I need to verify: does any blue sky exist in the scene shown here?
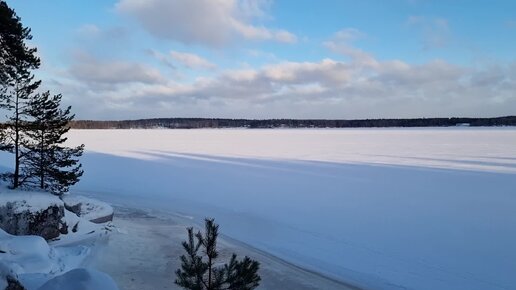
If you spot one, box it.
[7,0,516,119]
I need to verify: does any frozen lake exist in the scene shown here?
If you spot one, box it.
[63,128,516,290]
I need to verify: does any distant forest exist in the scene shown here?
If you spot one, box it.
[69,116,516,129]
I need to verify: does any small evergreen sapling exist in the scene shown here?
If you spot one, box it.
[175,218,261,290]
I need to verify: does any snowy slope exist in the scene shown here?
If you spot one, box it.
[11,128,516,289]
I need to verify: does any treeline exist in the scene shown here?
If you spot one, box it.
[69,116,516,129]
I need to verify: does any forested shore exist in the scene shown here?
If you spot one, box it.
[70,116,516,129]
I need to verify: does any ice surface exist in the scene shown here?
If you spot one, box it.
[10,128,516,289]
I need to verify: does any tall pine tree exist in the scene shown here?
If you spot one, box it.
[22,92,84,195]
[0,0,41,188]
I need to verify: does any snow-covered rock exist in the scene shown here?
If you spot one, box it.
[61,196,113,224]
[0,261,24,290]
[0,189,118,289]
[37,268,119,290]
[0,192,66,240]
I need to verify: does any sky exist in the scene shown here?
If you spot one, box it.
[7,0,516,120]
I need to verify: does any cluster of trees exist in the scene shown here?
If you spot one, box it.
[0,1,83,195]
[70,116,516,129]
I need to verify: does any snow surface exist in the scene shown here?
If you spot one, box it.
[38,268,119,290]
[9,128,516,289]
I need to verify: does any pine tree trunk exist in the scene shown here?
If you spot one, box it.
[13,84,20,188]
[40,133,44,189]
[208,256,212,290]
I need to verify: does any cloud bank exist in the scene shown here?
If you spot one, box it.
[115,0,297,46]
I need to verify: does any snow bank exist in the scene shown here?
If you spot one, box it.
[61,195,113,224]
[38,268,119,290]
[0,228,57,274]
[0,228,91,290]
[0,190,63,214]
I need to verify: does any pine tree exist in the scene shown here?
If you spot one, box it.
[176,219,261,290]
[0,0,41,188]
[21,92,84,195]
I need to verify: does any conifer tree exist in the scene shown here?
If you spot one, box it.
[176,219,261,290]
[0,0,41,188]
[21,91,84,195]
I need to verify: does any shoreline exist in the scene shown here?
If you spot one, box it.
[90,206,362,290]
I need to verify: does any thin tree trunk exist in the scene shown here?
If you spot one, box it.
[40,132,44,188]
[208,256,212,290]
[13,83,19,188]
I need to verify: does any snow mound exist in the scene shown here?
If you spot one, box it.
[0,228,55,274]
[62,195,114,223]
[38,268,119,290]
[0,228,89,276]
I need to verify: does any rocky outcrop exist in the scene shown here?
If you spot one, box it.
[0,191,67,240]
[62,196,114,224]
[0,191,113,242]
[5,276,26,290]
[88,214,114,224]
[0,203,66,240]
[0,262,26,290]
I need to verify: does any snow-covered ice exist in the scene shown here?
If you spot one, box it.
[91,206,355,290]
[7,128,516,289]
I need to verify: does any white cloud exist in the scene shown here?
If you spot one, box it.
[115,0,297,46]
[230,20,297,43]
[52,29,516,119]
[170,51,216,70]
[62,50,516,119]
[323,28,376,65]
[68,52,165,85]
